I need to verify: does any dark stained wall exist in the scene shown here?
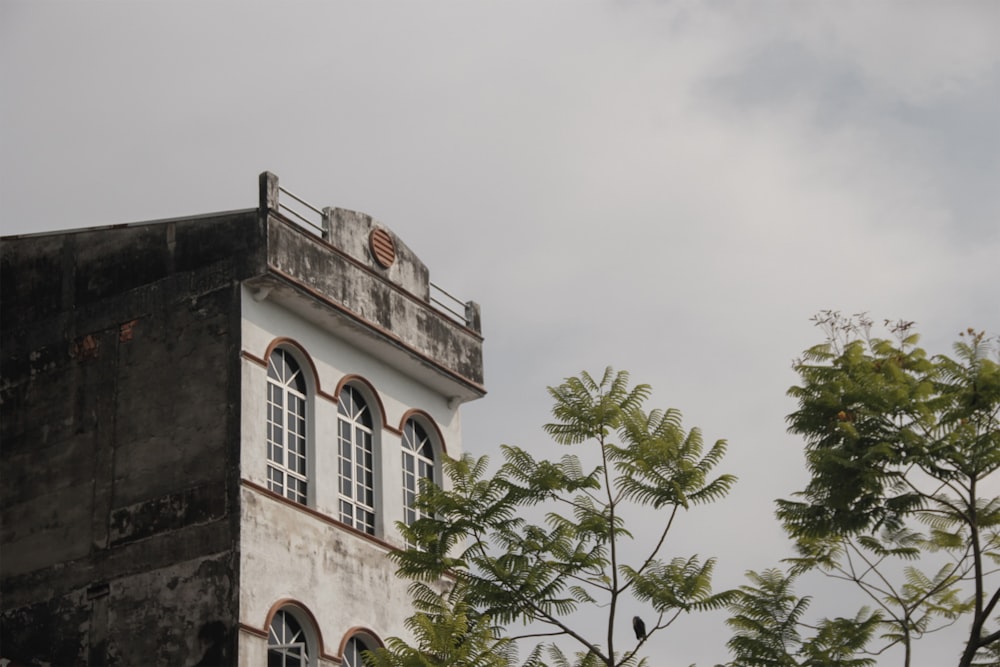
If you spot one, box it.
[1,211,264,665]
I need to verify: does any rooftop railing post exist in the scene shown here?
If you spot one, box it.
[321,207,335,243]
[464,301,482,333]
[260,172,279,212]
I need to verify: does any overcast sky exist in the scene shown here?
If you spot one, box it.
[3,2,999,665]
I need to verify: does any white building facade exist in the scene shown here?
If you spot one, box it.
[236,175,486,666]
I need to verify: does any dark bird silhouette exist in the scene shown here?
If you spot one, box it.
[632,615,646,641]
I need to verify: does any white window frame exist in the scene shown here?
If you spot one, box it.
[402,418,437,531]
[342,634,376,667]
[337,385,377,535]
[266,349,309,505]
[268,608,311,667]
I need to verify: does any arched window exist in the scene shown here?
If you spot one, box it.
[267,349,308,504]
[268,609,310,667]
[337,385,376,534]
[402,418,436,530]
[342,634,376,667]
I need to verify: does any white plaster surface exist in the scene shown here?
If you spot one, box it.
[239,285,466,660]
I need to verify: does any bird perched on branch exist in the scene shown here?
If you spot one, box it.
[632,616,646,641]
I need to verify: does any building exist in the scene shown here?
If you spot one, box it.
[0,172,485,665]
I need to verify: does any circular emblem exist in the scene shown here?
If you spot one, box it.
[369,228,396,268]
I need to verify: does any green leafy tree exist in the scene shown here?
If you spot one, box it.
[725,568,880,667]
[382,368,737,667]
[363,582,519,667]
[775,312,1000,667]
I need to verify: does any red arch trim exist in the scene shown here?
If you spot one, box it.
[333,374,390,432]
[398,408,448,458]
[262,337,336,403]
[336,626,386,658]
[262,598,329,659]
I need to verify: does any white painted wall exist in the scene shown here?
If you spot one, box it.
[239,285,465,662]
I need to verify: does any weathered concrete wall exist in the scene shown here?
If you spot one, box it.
[266,215,484,388]
[1,211,263,665]
[324,207,430,300]
[238,487,421,661]
[1,553,237,665]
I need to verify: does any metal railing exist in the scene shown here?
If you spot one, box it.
[277,185,326,237]
[261,172,480,333]
[430,283,468,324]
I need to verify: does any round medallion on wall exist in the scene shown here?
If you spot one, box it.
[369,228,396,268]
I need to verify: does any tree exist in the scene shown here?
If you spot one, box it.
[363,581,518,667]
[725,568,880,667]
[377,368,737,667]
[773,312,1000,667]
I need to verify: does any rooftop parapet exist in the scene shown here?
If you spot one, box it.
[259,172,481,333]
[256,172,484,400]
